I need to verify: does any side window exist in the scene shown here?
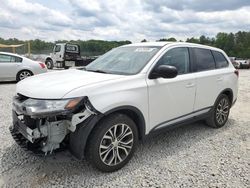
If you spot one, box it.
[0,54,23,63]
[212,51,228,68]
[0,54,12,62]
[54,45,61,53]
[156,47,190,74]
[15,56,23,62]
[194,48,215,71]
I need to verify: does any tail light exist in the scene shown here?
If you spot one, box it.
[39,63,46,69]
[234,70,239,77]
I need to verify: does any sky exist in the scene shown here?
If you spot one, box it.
[0,0,250,42]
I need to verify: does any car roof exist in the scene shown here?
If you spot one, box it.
[124,42,173,47]
[124,42,223,52]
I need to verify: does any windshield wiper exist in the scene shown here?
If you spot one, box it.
[86,69,108,74]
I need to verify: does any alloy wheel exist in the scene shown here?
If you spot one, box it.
[99,123,134,166]
[19,71,31,80]
[216,98,229,125]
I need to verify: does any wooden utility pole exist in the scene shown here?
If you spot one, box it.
[28,41,31,57]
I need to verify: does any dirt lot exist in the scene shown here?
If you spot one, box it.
[0,70,249,187]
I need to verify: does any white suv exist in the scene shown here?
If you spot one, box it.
[10,42,238,172]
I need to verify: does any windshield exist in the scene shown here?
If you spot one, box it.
[86,46,161,75]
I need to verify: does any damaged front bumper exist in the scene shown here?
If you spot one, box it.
[10,95,99,155]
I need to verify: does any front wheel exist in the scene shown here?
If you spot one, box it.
[86,113,138,172]
[45,59,53,69]
[206,94,231,128]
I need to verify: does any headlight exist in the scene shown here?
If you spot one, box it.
[22,98,82,116]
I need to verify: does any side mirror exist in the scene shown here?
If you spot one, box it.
[149,65,178,79]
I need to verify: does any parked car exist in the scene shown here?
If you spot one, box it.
[229,57,240,69]
[230,57,250,69]
[237,59,250,69]
[0,52,47,81]
[10,42,238,172]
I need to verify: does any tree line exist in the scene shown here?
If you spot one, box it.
[1,31,250,58]
[153,31,250,58]
[0,38,131,56]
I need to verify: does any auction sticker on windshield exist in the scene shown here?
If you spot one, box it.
[135,48,157,52]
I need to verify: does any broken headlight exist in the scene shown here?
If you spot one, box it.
[22,98,82,116]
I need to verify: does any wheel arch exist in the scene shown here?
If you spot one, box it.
[103,106,146,140]
[45,57,53,62]
[219,88,233,105]
[69,105,146,160]
[16,69,33,81]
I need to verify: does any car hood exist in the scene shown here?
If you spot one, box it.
[16,69,124,99]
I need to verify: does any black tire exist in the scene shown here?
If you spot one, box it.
[16,70,33,82]
[45,59,53,69]
[85,113,138,172]
[206,94,231,128]
[64,66,70,69]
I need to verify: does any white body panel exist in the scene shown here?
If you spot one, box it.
[15,42,239,135]
[193,67,237,110]
[146,74,196,129]
[17,70,124,99]
[0,52,47,81]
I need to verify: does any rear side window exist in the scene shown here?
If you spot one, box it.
[212,51,228,68]
[15,56,23,62]
[194,48,215,71]
[66,44,79,53]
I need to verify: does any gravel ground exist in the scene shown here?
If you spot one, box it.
[0,70,249,188]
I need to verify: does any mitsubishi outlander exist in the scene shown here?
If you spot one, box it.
[10,42,238,172]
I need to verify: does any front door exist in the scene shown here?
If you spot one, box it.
[147,47,196,130]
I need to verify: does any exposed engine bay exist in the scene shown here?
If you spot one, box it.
[10,94,97,155]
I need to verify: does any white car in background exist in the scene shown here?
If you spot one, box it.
[230,57,250,69]
[0,52,47,81]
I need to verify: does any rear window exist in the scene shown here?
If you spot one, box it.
[194,48,215,71]
[212,51,228,68]
[65,44,79,53]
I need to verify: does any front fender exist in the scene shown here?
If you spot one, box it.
[69,113,104,160]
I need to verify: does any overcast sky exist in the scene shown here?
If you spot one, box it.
[1,0,250,42]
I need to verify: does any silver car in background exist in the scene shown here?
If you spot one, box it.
[0,52,47,81]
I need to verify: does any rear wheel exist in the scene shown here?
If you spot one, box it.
[206,94,231,128]
[86,113,138,172]
[17,70,33,81]
[45,59,53,69]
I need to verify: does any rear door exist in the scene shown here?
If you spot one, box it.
[0,54,22,80]
[191,48,224,111]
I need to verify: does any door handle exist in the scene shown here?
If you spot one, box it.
[186,83,195,88]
